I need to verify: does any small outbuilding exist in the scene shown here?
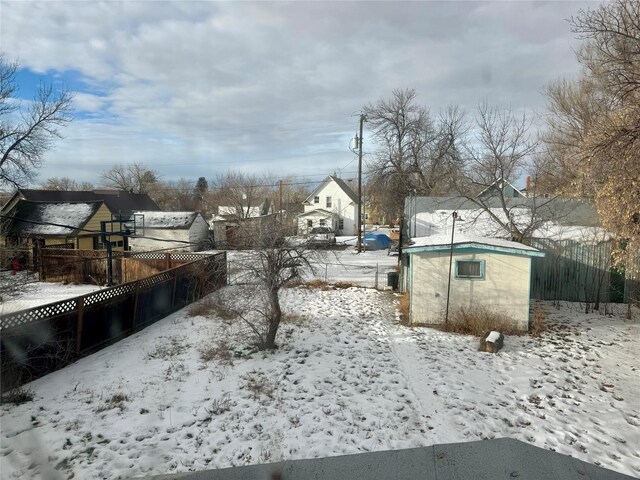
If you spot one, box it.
[403,235,544,331]
[129,211,211,252]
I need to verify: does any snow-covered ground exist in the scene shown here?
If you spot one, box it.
[0,271,105,316]
[1,285,638,479]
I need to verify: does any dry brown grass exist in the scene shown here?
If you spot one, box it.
[443,306,526,337]
[529,303,548,337]
[187,297,216,317]
[281,312,308,326]
[94,392,130,413]
[301,279,357,290]
[187,296,236,321]
[199,340,233,365]
[397,293,410,325]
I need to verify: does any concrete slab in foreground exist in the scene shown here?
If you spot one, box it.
[138,438,636,480]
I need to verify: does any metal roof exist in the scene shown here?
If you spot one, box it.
[142,438,634,480]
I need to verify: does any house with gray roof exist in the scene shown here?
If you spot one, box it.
[298,175,359,236]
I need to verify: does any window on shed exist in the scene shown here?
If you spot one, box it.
[307,219,313,227]
[338,218,344,230]
[326,196,332,208]
[319,219,326,226]
[455,260,484,279]
[314,196,320,204]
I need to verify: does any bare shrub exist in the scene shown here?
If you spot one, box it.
[1,386,35,405]
[444,306,525,336]
[530,304,548,337]
[209,393,233,415]
[304,279,332,290]
[333,281,357,289]
[95,392,130,413]
[145,336,185,360]
[303,279,356,290]
[397,292,410,325]
[241,371,277,401]
[199,340,233,365]
[281,312,307,326]
[187,297,216,317]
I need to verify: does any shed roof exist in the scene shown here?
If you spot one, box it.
[134,211,200,229]
[404,234,544,257]
[8,200,103,236]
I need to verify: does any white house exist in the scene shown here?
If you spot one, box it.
[298,176,358,236]
[129,211,211,252]
[403,234,544,331]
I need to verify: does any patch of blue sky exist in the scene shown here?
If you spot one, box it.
[14,67,114,120]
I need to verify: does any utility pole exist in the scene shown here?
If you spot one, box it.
[279,179,283,226]
[356,113,365,253]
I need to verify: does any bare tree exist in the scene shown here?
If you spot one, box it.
[212,171,271,219]
[100,162,160,194]
[41,177,94,191]
[224,226,316,350]
[447,102,546,243]
[0,55,74,188]
[364,89,465,218]
[542,0,640,271]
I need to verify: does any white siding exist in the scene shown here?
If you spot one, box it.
[410,251,531,330]
[303,180,357,235]
[130,214,210,252]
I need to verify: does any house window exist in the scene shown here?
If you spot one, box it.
[455,260,485,279]
[307,219,313,228]
[338,219,344,230]
[326,196,332,208]
[319,219,326,226]
[314,196,320,204]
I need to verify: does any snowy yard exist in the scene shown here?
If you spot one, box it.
[0,271,105,315]
[1,283,638,479]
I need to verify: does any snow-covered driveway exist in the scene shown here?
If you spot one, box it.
[1,286,638,479]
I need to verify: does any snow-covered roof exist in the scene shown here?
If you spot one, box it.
[297,208,338,218]
[134,211,200,229]
[303,175,358,205]
[411,206,608,242]
[11,200,103,236]
[405,234,543,257]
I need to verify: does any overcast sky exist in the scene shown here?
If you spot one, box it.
[1,1,591,187]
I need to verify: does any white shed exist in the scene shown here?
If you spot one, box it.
[404,235,544,331]
[129,211,211,252]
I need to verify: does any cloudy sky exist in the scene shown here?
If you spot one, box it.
[1,1,590,187]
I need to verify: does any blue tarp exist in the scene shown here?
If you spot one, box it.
[363,233,394,250]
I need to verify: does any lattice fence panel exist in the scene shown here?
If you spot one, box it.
[84,283,137,306]
[1,299,77,330]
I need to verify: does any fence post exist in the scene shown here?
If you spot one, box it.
[375,263,379,290]
[165,253,171,271]
[36,242,44,280]
[171,268,178,308]
[76,297,84,353]
[325,263,328,282]
[132,281,140,329]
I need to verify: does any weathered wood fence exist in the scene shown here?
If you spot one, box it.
[0,252,227,393]
[530,239,626,304]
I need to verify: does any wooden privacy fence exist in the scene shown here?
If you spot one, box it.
[0,252,227,393]
[530,239,625,304]
[37,249,212,285]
